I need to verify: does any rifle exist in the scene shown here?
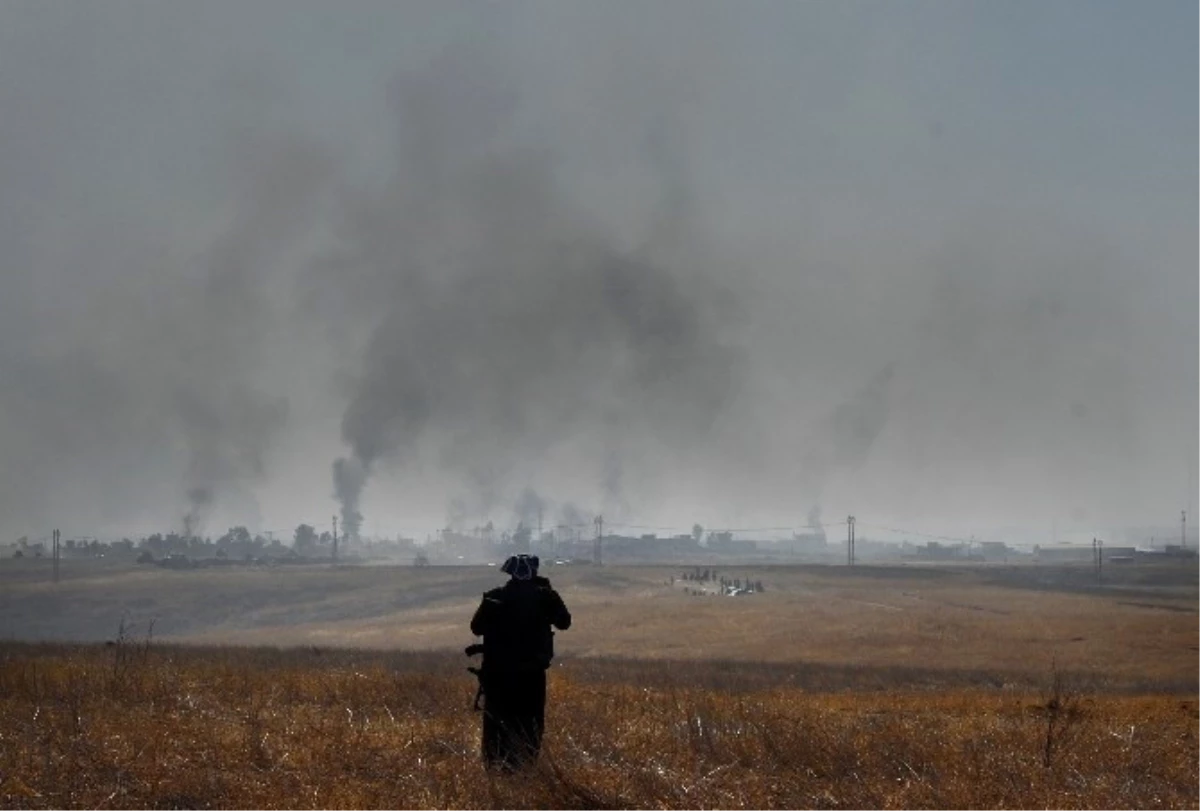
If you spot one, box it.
[465,643,486,711]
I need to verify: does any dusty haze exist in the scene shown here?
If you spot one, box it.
[0,1,1195,543]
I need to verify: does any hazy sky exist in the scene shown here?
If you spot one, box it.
[0,1,1195,543]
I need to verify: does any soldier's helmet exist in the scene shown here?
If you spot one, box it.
[500,554,539,580]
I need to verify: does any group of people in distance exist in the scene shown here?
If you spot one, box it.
[468,553,571,772]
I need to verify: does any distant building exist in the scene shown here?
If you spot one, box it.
[663,534,702,554]
[916,541,968,560]
[790,531,827,553]
[707,531,734,546]
[1100,546,1136,562]
[978,541,1011,561]
[1034,545,1093,563]
[437,530,493,562]
[706,532,756,554]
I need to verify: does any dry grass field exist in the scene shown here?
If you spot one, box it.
[0,559,1196,808]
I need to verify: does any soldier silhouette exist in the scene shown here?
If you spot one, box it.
[469,554,571,771]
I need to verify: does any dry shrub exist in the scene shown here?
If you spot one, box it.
[0,641,1195,809]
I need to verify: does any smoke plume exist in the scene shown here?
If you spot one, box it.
[332,457,367,541]
[322,51,742,534]
[512,487,548,532]
[0,4,1191,540]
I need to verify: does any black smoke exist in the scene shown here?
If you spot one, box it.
[322,52,742,535]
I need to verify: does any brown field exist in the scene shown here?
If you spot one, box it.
[0,559,1196,808]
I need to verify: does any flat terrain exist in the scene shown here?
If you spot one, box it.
[1,558,1196,808]
[0,644,1195,808]
[1,558,1196,691]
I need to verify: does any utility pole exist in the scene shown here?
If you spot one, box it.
[594,515,603,565]
[52,529,60,584]
[847,515,856,566]
[332,516,339,563]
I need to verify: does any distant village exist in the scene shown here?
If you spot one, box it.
[3,518,1194,570]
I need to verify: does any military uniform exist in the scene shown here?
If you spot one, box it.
[470,555,571,771]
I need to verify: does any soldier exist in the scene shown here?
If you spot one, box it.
[469,554,571,771]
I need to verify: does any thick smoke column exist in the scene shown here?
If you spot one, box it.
[512,487,547,531]
[0,4,1190,539]
[806,504,824,533]
[167,137,331,532]
[332,457,367,541]
[0,111,330,536]
[182,487,214,539]
[323,51,741,532]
